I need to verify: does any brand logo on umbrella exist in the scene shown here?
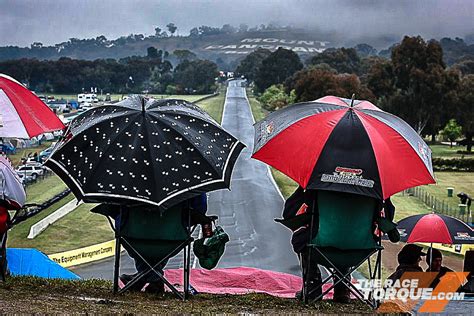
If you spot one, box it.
[418,142,429,162]
[321,166,375,188]
[454,232,474,241]
[259,121,275,143]
[397,228,407,237]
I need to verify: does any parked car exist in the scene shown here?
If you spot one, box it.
[17,173,34,185]
[39,147,54,161]
[16,165,44,180]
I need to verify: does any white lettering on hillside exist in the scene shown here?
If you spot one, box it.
[204,37,330,55]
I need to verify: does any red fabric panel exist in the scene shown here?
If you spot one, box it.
[0,76,65,138]
[252,110,346,188]
[407,214,452,244]
[0,206,8,234]
[356,112,435,199]
[315,96,349,107]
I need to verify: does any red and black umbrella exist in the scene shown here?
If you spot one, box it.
[397,213,474,244]
[252,96,435,200]
[0,74,65,139]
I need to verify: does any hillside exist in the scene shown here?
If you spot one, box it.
[1,27,473,69]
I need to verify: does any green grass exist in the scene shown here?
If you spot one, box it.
[7,194,75,249]
[15,203,113,254]
[0,276,373,314]
[425,172,473,211]
[430,144,467,158]
[196,87,225,123]
[246,88,267,122]
[24,174,68,204]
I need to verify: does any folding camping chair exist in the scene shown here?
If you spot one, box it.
[304,190,383,308]
[93,203,216,300]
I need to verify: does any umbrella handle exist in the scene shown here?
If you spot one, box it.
[350,94,355,107]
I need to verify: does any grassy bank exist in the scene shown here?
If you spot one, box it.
[196,86,226,123]
[0,276,372,314]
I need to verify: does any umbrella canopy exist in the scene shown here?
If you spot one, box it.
[252,95,435,200]
[44,96,244,209]
[0,156,26,209]
[397,213,474,244]
[0,74,65,139]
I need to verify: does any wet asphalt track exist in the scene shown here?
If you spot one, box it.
[72,79,300,279]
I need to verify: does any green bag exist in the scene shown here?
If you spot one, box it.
[193,226,229,270]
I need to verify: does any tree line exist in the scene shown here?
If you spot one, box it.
[235,36,474,152]
[0,47,218,95]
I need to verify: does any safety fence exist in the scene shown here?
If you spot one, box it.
[403,187,472,224]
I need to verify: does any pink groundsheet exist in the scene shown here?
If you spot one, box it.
[120,266,360,299]
[165,267,302,298]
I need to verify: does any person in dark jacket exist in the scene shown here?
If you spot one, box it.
[388,244,426,282]
[426,248,454,289]
[457,192,472,212]
[280,186,322,301]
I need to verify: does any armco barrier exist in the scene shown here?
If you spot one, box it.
[27,199,82,239]
[418,242,474,256]
[48,239,117,268]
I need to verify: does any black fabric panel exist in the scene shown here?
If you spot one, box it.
[307,110,383,199]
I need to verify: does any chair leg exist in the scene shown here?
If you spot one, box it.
[120,237,192,299]
[309,247,379,308]
[113,236,121,294]
[183,243,191,299]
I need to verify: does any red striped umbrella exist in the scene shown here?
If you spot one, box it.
[252,95,435,199]
[397,213,474,244]
[0,74,65,139]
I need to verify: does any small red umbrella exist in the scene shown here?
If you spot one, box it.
[0,74,65,139]
[397,213,474,244]
[397,213,474,271]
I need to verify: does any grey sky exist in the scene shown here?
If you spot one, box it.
[1,0,473,47]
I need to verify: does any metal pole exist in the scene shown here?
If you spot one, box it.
[113,206,122,293]
[304,193,316,303]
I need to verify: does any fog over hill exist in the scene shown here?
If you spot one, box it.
[1,0,473,48]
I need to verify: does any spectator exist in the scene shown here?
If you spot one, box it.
[457,192,472,212]
[388,244,426,282]
[426,248,453,289]
[281,187,323,301]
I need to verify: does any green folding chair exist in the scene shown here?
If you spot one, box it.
[304,190,383,307]
[93,203,216,300]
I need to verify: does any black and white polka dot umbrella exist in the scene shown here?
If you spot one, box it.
[45,96,245,209]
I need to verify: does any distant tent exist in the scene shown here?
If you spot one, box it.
[6,248,79,280]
